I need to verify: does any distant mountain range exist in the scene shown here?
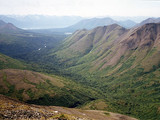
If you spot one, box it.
[137,17,160,26]
[30,17,136,34]
[68,17,137,30]
[31,17,160,34]
[0,15,83,29]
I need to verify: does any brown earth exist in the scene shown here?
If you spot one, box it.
[0,69,64,100]
[0,94,138,120]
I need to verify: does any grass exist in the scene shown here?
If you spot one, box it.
[104,112,110,116]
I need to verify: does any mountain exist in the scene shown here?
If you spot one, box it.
[68,17,117,30]
[0,15,83,29]
[118,20,137,28]
[0,20,23,33]
[68,17,137,30]
[138,17,160,26]
[55,23,160,73]
[0,22,24,34]
[33,17,136,35]
[55,24,127,63]
[53,23,160,119]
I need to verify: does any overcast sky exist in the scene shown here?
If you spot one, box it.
[0,0,159,17]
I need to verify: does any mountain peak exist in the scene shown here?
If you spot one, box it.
[93,23,124,33]
[0,22,23,33]
[138,17,160,26]
[4,23,19,30]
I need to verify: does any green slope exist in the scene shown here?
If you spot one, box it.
[51,23,160,119]
[0,53,27,69]
[0,68,101,108]
[55,24,126,65]
[0,53,101,108]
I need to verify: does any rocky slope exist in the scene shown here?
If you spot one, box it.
[0,94,137,120]
[55,23,160,73]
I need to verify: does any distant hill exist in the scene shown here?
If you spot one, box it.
[118,20,137,28]
[68,17,117,30]
[0,21,24,34]
[33,17,136,34]
[0,15,83,29]
[138,17,160,26]
[69,17,137,30]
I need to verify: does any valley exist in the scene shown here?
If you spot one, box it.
[0,16,160,120]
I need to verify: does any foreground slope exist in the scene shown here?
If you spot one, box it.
[53,23,160,119]
[0,94,137,120]
[0,68,101,108]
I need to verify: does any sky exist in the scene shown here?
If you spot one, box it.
[0,0,160,17]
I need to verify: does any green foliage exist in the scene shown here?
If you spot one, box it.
[104,112,110,116]
[117,56,136,73]
[26,89,34,99]
[0,53,27,70]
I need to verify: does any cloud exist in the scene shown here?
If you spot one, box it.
[0,0,159,17]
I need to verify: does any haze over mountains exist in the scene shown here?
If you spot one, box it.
[30,16,160,35]
[0,15,83,29]
[0,15,160,120]
[0,15,149,29]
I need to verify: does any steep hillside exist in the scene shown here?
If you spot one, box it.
[0,69,101,108]
[56,23,160,74]
[0,94,137,120]
[53,23,160,119]
[55,24,127,65]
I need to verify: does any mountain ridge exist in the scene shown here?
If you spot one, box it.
[52,22,160,119]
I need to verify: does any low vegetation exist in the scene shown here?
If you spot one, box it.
[0,22,160,120]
